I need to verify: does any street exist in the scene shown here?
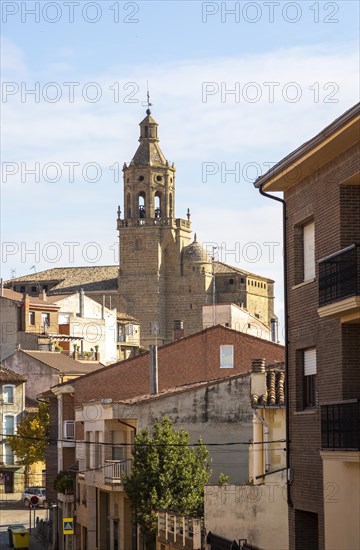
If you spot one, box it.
[0,497,47,549]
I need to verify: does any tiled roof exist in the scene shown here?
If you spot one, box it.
[0,365,27,383]
[25,397,39,413]
[251,365,285,407]
[1,288,60,307]
[5,266,119,293]
[1,288,24,302]
[117,312,139,322]
[19,350,105,375]
[214,261,274,282]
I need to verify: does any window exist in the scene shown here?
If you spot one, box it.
[3,385,14,403]
[303,221,315,280]
[229,278,234,285]
[303,348,317,408]
[20,286,25,293]
[41,313,50,329]
[29,311,35,325]
[220,345,234,368]
[4,414,15,435]
[31,286,37,293]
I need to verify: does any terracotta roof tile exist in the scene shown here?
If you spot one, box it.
[0,365,27,383]
[19,350,105,375]
[5,266,119,293]
[251,364,285,407]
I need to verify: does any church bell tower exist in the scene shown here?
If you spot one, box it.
[117,107,193,347]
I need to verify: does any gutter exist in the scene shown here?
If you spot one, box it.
[258,184,292,507]
[253,409,270,473]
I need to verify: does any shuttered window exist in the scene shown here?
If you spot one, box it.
[303,221,315,280]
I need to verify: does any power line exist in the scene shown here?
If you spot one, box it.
[1,433,286,447]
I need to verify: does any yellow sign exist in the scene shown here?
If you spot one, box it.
[63,518,74,535]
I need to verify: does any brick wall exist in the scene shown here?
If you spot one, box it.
[285,142,360,550]
[74,325,284,407]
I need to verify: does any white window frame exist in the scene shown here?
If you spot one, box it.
[2,384,15,404]
[220,345,234,369]
[303,221,315,281]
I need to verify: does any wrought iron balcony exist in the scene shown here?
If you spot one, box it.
[321,400,360,450]
[318,244,360,322]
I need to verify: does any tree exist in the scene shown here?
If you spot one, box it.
[123,417,211,548]
[7,402,49,486]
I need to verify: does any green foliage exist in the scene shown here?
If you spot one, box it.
[7,402,49,467]
[123,417,211,546]
[218,472,230,486]
[54,471,74,494]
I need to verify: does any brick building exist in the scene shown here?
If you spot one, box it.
[255,103,360,550]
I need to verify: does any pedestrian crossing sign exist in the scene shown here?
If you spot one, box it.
[63,518,74,535]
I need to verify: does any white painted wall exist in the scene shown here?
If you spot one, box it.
[203,303,271,341]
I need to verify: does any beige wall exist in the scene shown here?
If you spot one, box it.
[321,451,360,550]
[202,303,271,341]
[0,296,19,360]
[205,471,288,550]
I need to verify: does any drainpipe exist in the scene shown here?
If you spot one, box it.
[258,183,292,507]
[253,410,270,474]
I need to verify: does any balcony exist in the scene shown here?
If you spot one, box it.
[104,459,131,485]
[157,510,202,549]
[63,420,75,446]
[321,400,360,450]
[318,244,360,323]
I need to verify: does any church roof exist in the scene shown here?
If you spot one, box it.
[130,141,167,167]
[214,261,274,282]
[5,266,119,294]
[182,236,211,263]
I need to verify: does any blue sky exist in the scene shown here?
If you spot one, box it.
[1,0,359,338]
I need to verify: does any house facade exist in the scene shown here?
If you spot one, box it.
[255,103,360,550]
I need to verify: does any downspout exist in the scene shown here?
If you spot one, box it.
[253,410,270,473]
[258,183,292,507]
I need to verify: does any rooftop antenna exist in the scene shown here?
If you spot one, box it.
[30,265,36,274]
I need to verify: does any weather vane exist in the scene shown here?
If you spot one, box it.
[142,80,153,114]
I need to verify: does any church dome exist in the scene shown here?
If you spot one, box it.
[182,235,211,263]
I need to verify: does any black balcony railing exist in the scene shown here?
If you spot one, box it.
[319,244,359,307]
[321,401,360,450]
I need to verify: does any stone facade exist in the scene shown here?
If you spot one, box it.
[117,110,277,347]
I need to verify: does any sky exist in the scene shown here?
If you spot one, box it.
[1,0,359,339]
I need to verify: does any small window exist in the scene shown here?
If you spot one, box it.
[20,286,25,293]
[31,286,37,293]
[229,278,234,285]
[138,175,144,181]
[156,175,162,182]
[29,311,35,325]
[43,284,48,292]
[240,278,244,283]
[255,313,260,319]
[220,345,234,368]
[303,221,315,280]
[3,385,14,403]
[303,348,316,408]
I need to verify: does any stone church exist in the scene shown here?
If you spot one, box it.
[117,108,277,347]
[5,109,278,349]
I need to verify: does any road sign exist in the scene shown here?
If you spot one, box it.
[63,518,74,535]
[30,495,39,506]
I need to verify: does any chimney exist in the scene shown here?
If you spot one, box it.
[79,288,85,318]
[250,358,267,400]
[173,320,184,341]
[149,345,158,394]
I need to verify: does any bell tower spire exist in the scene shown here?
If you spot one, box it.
[121,106,176,223]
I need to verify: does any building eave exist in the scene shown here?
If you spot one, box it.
[254,102,360,192]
